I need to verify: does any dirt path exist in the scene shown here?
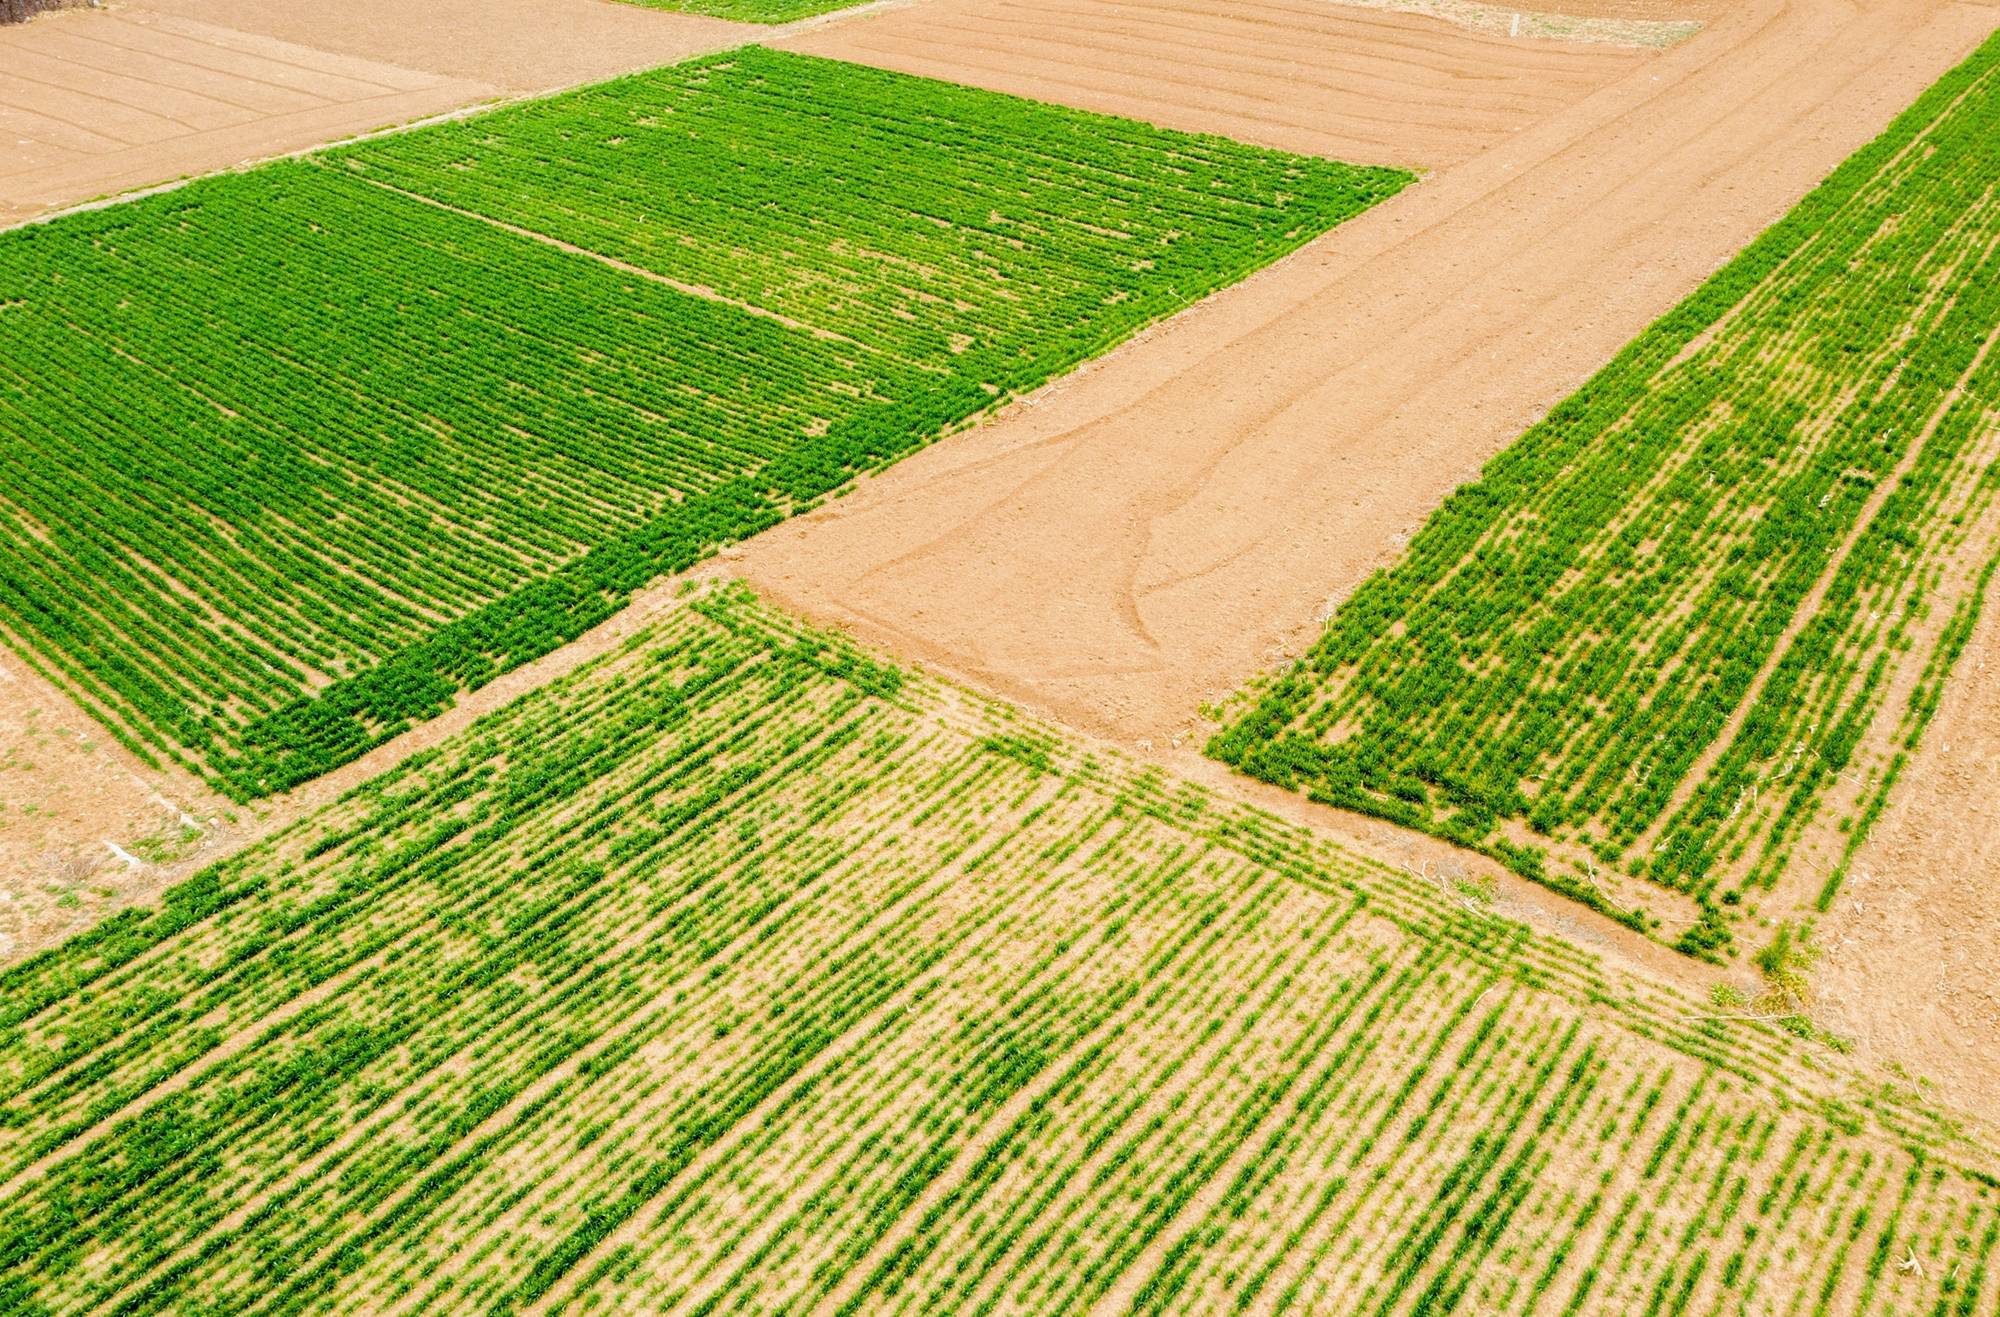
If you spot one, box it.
[0,0,758,228]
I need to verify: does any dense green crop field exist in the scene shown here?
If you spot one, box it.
[0,48,1406,801]
[1,586,1991,1315]
[332,48,1377,384]
[1211,31,2000,958]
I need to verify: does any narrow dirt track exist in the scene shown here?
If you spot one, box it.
[737,0,2000,755]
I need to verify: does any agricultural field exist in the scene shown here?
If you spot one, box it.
[0,46,1405,800]
[2,585,1994,1316]
[1210,28,2000,960]
[5,0,2000,1310]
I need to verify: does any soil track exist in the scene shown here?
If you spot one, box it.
[0,0,754,228]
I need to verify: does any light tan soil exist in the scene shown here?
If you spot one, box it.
[781,0,1653,168]
[124,0,753,93]
[1816,566,2000,1117]
[0,0,756,228]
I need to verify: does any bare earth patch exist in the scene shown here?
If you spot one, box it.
[0,0,756,227]
[0,648,235,957]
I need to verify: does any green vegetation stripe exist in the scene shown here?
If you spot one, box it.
[1208,30,2000,959]
[0,585,1991,1314]
[0,47,1408,800]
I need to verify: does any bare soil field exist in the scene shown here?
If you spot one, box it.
[780,0,1654,166]
[127,0,752,93]
[0,647,234,957]
[0,0,752,228]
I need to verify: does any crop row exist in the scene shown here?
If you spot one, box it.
[1210,30,2000,957]
[0,47,1407,799]
[0,586,1991,1315]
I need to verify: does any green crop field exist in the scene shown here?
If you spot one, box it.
[1210,31,2000,959]
[1,585,1992,1316]
[0,47,1407,801]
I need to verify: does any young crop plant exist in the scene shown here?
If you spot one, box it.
[0,47,1408,801]
[1209,30,2000,958]
[0,584,1992,1315]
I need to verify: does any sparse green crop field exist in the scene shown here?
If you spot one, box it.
[0,47,1406,801]
[1211,31,2000,959]
[0,586,1993,1316]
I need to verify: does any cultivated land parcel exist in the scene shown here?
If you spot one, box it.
[3,587,1996,1315]
[4,0,2000,1310]
[1211,29,2000,960]
[0,47,1404,799]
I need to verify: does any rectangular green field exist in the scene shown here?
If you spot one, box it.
[2,585,1991,1315]
[1210,31,2000,958]
[0,47,1407,799]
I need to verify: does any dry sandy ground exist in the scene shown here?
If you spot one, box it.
[1817,573,2000,1116]
[0,0,753,228]
[781,0,1654,167]
[0,647,236,958]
